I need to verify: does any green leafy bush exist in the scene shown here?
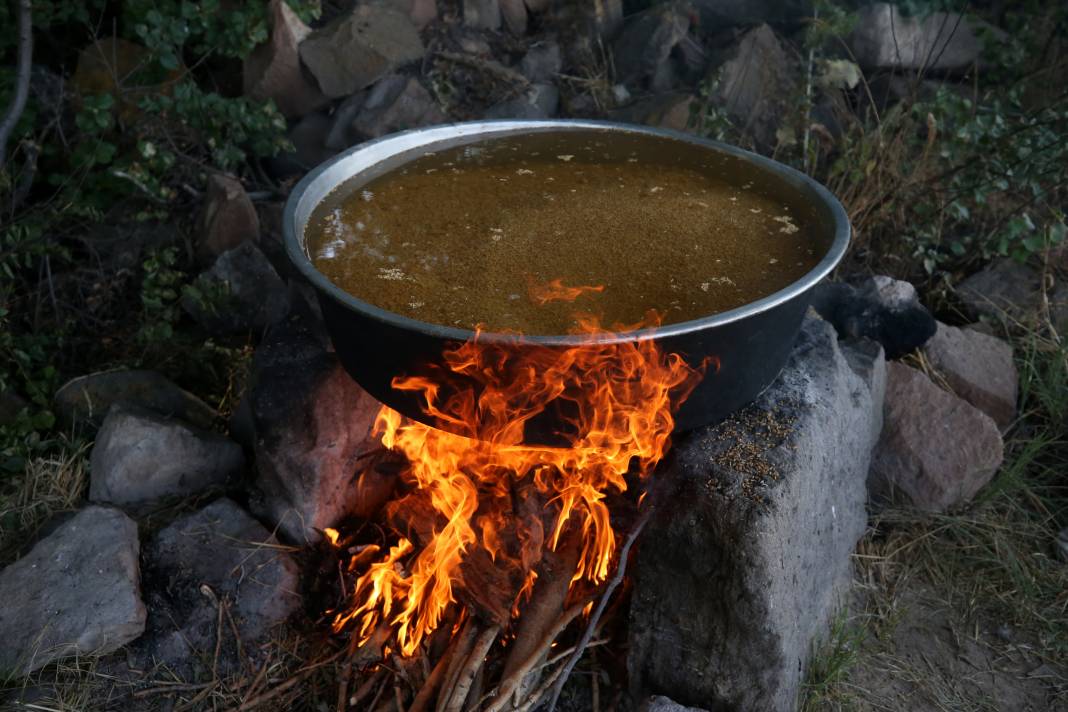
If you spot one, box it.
[0,0,313,464]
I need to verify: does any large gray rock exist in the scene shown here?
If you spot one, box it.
[89,404,245,508]
[484,83,559,120]
[351,75,446,140]
[957,258,1068,332]
[640,696,709,712]
[612,1,691,91]
[629,314,885,710]
[636,695,704,712]
[136,499,300,676]
[299,4,424,98]
[325,91,368,150]
[924,321,1017,430]
[243,0,329,119]
[870,361,1004,512]
[267,111,336,180]
[851,3,990,73]
[54,369,216,432]
[197,173,260,261]
[519,41,562,83]
[249,310,382,543]
[610,92,695,132]
[0,506,145,675]
[708,23,796,149]
[182,241,290,335]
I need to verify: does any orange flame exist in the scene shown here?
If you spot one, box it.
[528,277,605,305]
[323,527,341,546]
[332,314,703,656]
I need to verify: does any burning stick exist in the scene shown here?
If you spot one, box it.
[441,625,500,712]
[433,619,478,712]
[539,499,656,712]
[497,527,583,703]
[484,601,588,712]
[410,619,470,712]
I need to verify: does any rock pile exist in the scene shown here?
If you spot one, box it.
[814,275,1015,513]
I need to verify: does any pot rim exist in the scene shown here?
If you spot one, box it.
[283,119,851,346]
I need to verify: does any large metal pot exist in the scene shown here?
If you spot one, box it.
[284,120,850,441]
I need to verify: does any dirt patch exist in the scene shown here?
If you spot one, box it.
[835,587,1068,711]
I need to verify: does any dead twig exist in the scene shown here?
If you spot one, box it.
[540,502,656,712]
[350,669,387,709]
[227,649,345,711]
[484,602,587,712]
[0,0,32,171]
[410,630,466,712]
[133,682,215,698]
[435,619,479,712]
[443,624,499,712]
[174,682,219,712]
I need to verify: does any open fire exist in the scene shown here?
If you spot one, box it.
[323,311,706,709]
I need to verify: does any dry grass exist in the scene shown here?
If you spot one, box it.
[2,626,346,712]
[0,441,89,562]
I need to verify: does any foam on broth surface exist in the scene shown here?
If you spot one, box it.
[305,129,826,335]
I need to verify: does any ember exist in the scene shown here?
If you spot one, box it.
[328,313,704,707]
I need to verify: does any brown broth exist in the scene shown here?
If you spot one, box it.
[305,129,826,334]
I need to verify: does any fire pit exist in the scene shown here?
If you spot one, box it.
[284,120,850,440]
[279,120,853,711]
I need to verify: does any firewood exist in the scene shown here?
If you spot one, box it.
[442,624,499,712]
[435,619,478,712]
[540,502,655,712]
[385,494,513,626]
[384,493,438,545]
[497,526,583,703]
[351,450,403,519]
[483,602,587,712]
[410,619,467,712]
[348,669,387,710]
[462,662,485,712]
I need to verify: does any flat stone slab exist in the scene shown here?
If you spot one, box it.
[135,498,301,676]
[870,361,1004,512]
[0,506,145,675]
[629,314,885,710]
[90,403,245,508]
[924,321,1017,429]
[299,3,424,98]
[54,369,216,432]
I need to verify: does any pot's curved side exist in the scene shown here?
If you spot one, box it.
[664,293,811,432]
[320,287,811,441]
[288,120,850,443]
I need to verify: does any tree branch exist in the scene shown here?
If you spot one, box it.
[0,0,33,173]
